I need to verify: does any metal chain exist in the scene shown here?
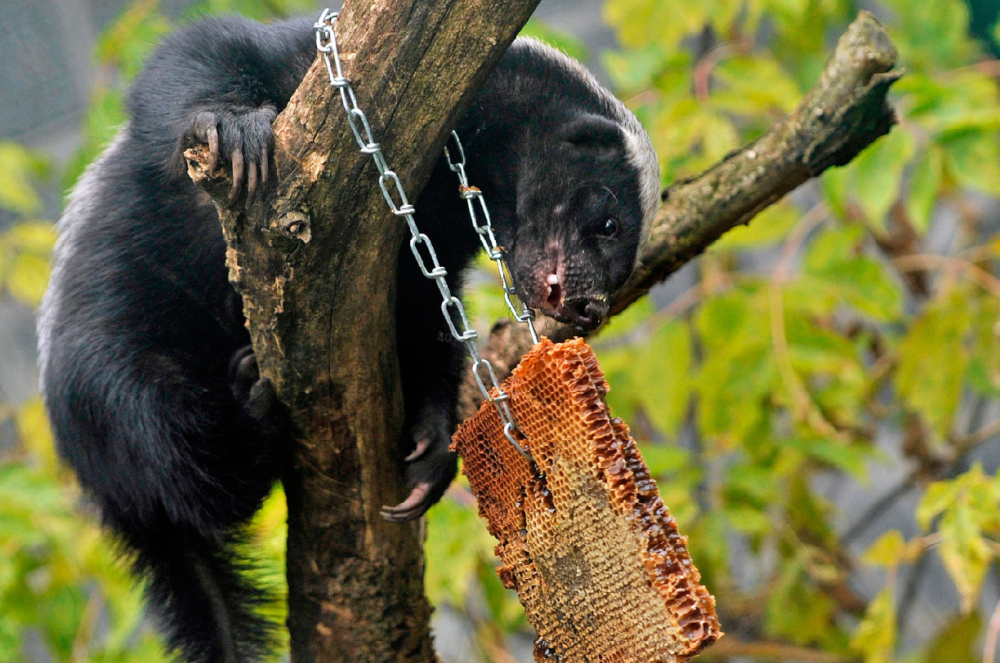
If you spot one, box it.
[442,135,540,345]
[314,8,537,459]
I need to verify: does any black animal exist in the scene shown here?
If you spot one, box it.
[37,14,659,663]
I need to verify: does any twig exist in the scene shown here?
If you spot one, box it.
[693,43,737,103]
[769,204,848,440]
[892,254,1000,299]
[985,597,1000,663]
[952,418,1000,457]
[842,477,916,545]
[773,203,830,283]
[71,589,103,663]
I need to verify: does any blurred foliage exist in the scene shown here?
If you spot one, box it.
[5,0,1000,662]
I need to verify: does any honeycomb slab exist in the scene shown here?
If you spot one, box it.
[452,338,721,662]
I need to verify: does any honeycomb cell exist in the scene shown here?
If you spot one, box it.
[452,338,722,663]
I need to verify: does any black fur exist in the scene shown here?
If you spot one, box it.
[38,15,657,663]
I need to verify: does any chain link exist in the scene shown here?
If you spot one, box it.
[314,9,538,459]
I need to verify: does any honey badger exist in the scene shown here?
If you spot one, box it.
[37,14,659,663]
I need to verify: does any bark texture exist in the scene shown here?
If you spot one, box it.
[458,11,901,421]
[186,1,540,661]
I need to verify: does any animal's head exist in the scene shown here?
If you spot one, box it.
[468,38,660,332]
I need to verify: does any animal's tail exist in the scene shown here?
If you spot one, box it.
[127,528,281,663]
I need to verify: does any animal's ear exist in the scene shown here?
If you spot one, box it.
[559,114,623,159]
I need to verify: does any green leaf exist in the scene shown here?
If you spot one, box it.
[95,0,171,80]
[895,288,972,438]
[725,461,778,509]
[882,0,976,71]
[713,201,800,251]
[765,562,837,647]
[803,226,903,322]
[916,466,1000,612]
[785,473,839,551]
[16,398,56,472]
[822,165,852,220]
[939,502,991,613]
[851,587,897,663]
[0,143,47,216]
[921,613,981,663]
[900,72,1000,134]
[601,45,686,96]
[63,89,127,193]
[696,288,777,446]
[636,444,690,476]
[424,490,498,609]
[713,55,803,115]
[603,0,709,50]
[850,128,916,230]
[825,257,903,322]
[941,130,1000,195]
[906,146,943,234]
[519,19,589,62]
[782,438,869,479]
[917,480,962,531]
[597,296,654,342]
[968,295,1000,397]
[634,320,692,437]
[597,345,641,421]
[6,221,57,255]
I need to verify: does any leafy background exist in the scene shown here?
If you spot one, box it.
[2,0,1000,661]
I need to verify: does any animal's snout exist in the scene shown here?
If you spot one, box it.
[555,297,606,331]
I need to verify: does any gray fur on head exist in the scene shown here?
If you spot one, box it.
[514,37,661,247]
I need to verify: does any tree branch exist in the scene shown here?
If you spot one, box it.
[186,0,540,661]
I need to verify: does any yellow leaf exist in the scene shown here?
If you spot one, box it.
[713,202,800,251]
[16,397,56,472]
[851,587,897,663]
[7,221,57,254]
[6,252,49,307]
[863,531,907,568]
[895,288,971,439]
[939,529,990,613]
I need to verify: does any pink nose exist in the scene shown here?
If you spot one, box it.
[545,273,562,308]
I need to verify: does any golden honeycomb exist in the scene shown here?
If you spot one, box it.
[452,338,721,663]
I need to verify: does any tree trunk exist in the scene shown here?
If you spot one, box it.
[186,1,540,661]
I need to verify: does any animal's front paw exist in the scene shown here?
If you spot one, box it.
[183,106,277,209]
[228,344,279,423]
[381,417,458,522]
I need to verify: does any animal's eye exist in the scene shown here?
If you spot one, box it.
[600,218,620,237]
